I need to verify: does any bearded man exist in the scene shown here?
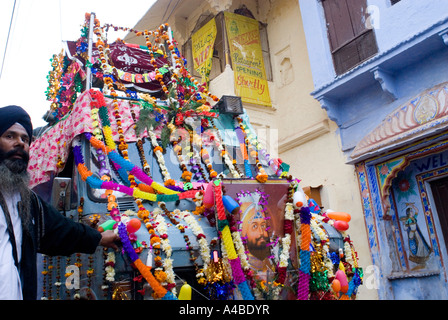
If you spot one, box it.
[0,105,119,300]
[240,196,275,278]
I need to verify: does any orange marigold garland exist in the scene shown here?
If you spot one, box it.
[117,222,177,300]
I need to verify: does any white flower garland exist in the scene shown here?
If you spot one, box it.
[148,130,171,181]
[232,230,250,271]
[344,240,356,267]
[311,214,334,278]
[279,234,291,269]
[219,240,234,283]
[310,216,326,242]
[177,209,211,271]
[168,122,190,173]
[279,202,294,268]
[105,252,116,282]
[202,120,241,179]
[152,207,175,291]
[213,133,241,178]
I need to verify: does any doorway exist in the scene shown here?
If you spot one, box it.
[430,176,448,251]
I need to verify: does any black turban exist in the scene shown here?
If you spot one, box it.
[0,105,33,140]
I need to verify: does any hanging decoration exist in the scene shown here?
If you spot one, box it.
[34,12,364,302]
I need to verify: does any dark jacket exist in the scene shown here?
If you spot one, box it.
[20,192,101,300]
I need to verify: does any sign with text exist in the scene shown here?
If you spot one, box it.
[224,12,271,107]
[192,18,217,84]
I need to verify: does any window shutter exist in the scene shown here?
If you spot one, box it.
[322,0,378,74]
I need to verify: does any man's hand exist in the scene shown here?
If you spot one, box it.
[99,229,120,251]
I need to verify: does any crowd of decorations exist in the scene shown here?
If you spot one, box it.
[38,13,363,301]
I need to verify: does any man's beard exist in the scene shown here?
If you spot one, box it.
[0,148,32,234]
[0,147,29,175]
[246,234,271,261]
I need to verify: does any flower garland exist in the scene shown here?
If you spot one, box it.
[297,205,312,300]
[230,220,251,278]
[117,222,177,300]
[77,199,96,300]
[189,129,209,182]
[136,23,219,103]
[310,215,334,279]
[104,251,116,282]
[57,60,84,119]
[130,106,151,175]
[277,201,294,284]
[54,257,62,299]
[102,21,219,106]
[45,50,65,110]
[41,254,49,299]
[216,237,236,297]
[308,214,332,299]
[89,89,133,191]
[234,120,252,178]
[148,129,172,182]
[321,211,363,299]
[168,122,194,183]
[98,21,220,113]
[89,91,111,179]
[93,21,136,191]
[40,13,366,301]
[209,119,241,178]
[151,205,176,294]
[45,49,84,121]
[136,204,175,296]
[156,203,208,291]
[141,25,171,96]
[341,235,363,298]
[214,181,254,300]
[91,87,177,261]
[192,130,218,179]
[237,115,286,178]
[236,117,268,183]
[229,206,259,298]
[178,209,211,280]
[73,253,83,300]
[73,134,199,203]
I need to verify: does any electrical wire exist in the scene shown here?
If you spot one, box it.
[0,0,17,81]
[162,0,181,26]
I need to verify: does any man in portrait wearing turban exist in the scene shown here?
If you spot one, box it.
[239,192,275,278]
[0,105,119,300]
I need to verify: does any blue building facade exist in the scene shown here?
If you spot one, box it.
[299,0,448,299]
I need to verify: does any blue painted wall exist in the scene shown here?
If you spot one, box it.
[299,0,448,300]
[298,0,448,157]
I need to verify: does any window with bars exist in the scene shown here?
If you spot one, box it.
[321,0,378,75]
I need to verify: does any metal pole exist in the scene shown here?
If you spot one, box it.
[221,12,231,67]
[167,26,176,67]
[86,12,95,91]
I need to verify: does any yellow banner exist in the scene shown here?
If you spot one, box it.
[192,18,217,84]
[224,12,271,107]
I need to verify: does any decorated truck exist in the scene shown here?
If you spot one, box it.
[29,13,363,300]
